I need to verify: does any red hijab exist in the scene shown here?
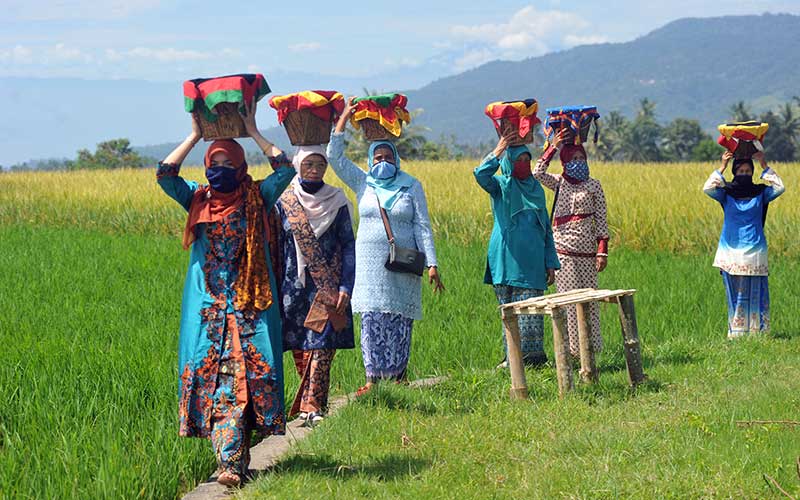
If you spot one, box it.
[182,140,252,249]
[559,144,587,165]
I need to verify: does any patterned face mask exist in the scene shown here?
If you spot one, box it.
[564,159,590,181]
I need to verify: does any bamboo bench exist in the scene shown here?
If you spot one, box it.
[499,288,645,399]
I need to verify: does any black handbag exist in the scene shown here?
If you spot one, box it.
[376,195,426,277]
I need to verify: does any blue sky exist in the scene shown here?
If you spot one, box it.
[3,0,800,87]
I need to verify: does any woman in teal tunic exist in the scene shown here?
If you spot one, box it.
[156,106,294,487]
[474,135,560,367]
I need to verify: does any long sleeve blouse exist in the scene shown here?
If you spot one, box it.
[326,132,437,320]
[703,166,785,275]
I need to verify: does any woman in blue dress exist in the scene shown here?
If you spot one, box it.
[277,145,356,426]
[703,150,785,338]
[156,104,294,487]
[327,97,445,395]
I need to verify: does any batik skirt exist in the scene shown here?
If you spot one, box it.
[722,271,770,338]
[360,311,414,382]
[494,285,546,364]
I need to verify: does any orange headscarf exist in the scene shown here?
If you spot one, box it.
[182,139,274,313]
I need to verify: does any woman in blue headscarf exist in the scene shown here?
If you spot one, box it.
[327,97,445,395]
[475,135,560,368]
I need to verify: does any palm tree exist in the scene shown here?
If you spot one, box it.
[729,101,753,122]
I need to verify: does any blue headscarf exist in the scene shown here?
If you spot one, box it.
[497,145,547,220]
[366,141,414,210]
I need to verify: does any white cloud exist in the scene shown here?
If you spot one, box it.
[0,45,34,64]
[448,5,607,69]
[453,48,495,72]
[104,47,241,63]
[288,42,322,53]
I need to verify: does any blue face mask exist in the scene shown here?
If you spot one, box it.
[369,160,397,180]
[564,159,590,181]
[299,178,325,194]
[206,166,241,193]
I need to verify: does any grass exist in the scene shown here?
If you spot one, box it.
[0,161,798,498]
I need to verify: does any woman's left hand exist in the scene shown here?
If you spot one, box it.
[335,291,350,314]
[596,256,608,272]
[240,98,259,137]
[428,267,445,294]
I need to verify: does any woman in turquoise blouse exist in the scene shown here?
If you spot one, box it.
[156,105,295,487]
[474,135,560,367]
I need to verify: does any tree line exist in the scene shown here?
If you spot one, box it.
[4,97,800,172]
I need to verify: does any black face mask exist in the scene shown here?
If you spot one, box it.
[299,179,325,194]
[733,174,753,186]
[206,166,241,193]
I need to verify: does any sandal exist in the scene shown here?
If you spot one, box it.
[217,470,241,487]
[355,385,372,397]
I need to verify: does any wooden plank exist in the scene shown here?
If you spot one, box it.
[509,289,637,315]
[617,294,646,386]
[502,313,528,400]
[551,307,574,398]
[576,302,598,384]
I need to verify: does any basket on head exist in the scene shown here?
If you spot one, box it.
[350,94,410,141]
[268,90,344,146]
[544,106,600,148]
[717,121,769,160]
[485,99,540,146]
[183,73,271,141]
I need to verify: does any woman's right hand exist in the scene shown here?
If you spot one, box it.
[190,113,202,142]
[492,135,510,158]
[720,151,733,172]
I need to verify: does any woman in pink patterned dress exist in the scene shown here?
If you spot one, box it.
[533,129,609,358]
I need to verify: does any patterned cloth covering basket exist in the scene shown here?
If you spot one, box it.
[350,94,410,141]
[717,121,769,159]
[269,90,344,146]
[485,99,540,146]
[183,73,271,141]
[544,105,600,148]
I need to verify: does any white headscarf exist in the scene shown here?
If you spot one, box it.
[291,145,353,286]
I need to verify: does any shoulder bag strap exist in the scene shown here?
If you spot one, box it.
[376,193,395,243]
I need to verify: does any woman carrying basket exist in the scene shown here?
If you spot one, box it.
[475,134,560,368]
[326,97,445,395]
[157,102,294,487]
[533,128,609,360]
[702,150,784,338]
[277,145,356,426]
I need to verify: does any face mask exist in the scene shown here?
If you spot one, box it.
[299,179,325,194]
[733,174,753,186]
[206,166,241,193]
[511,158,532,180]
[369,160,397,180]
[564,159,590,181]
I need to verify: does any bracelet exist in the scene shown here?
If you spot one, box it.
[597,253,608,257]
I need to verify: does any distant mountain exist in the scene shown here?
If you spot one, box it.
[407,13,800,144]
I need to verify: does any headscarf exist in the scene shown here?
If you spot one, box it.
[497,145,547,220]
[366,141,414,210]
[560,144,590,182]
[724,159,767,200]
[183,139,274,313]
[290,146,353,286]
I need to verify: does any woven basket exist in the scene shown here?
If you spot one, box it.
[498,118,533,146]
[195,102,247,141]
[359,118,396,141]
[734,140,758,160]
[284,109,333,146]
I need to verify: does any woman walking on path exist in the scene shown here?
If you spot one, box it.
[156,103,294,487]
[326,97,445,395]
[534,129,609,359]
[703,150,785,338]
[475,135,560,367]
[277,145,356,426]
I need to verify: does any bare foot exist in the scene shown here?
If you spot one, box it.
[217,470,241,488]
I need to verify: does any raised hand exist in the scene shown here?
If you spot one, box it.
[720,150,734,172]
[492,134,510,158]
[335,96,357,133]
[240,98,259,137]
[551,128,570,149]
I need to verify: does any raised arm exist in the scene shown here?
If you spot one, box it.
[238,98,296,207]
[473,135,511,197]
[754,152,786,202]
[327,96,367,193]
[156,117,201,210]
[703,151,731,203]
[534,128,569,191]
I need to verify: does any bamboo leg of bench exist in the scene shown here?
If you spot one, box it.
[551,307,574,398]
[617,294,646,386]
[502,311,528,400]
[576,302,598,383]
